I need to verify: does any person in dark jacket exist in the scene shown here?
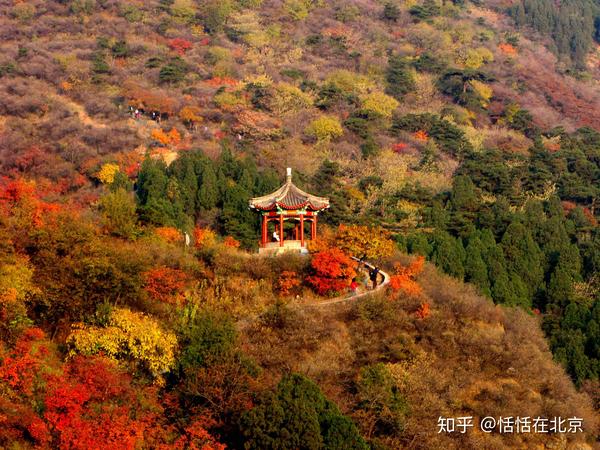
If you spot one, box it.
[370,267,380,289]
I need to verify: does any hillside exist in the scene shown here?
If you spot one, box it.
[0,0,599,448]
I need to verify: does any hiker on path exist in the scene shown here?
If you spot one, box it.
[350,278,359,296]
[370,267,380,290]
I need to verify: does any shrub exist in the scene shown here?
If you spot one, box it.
[159,58,188,84]
[360,92,399,118]
[306,248,356,296]
[335,224,395,260]
[96,163,120,184]
[67,308,178,382]
[142,266,189,304]
[305,116,344,141]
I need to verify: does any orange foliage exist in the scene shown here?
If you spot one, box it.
[155,226,182,243]
[277,271,301,296]
[389,256,425,297]
[498,43,518,56]
[194,227,217,248]
[204,77,239,87]
[413,130,429,142]
[152,128,181,147]
[142,266,189,304]
[123,81,176,114]
[306,248,356,296]
[415,302,430,319]
[0,177,62,228]
[223,236,240,248]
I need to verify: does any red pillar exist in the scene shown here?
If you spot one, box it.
[313,215,317,240]
[261,215,267,247]
[300,214,305,247]
[279,214,284,247]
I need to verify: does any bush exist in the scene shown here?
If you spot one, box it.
[305,116,344,141]
[159,57,188,84]
[360,92,399,118]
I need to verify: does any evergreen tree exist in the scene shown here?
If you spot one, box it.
[197,162,219,211]
[430,231,466,280]
[239,374,368,450]
[501,221,544,299]
[464,232,491,297]
[385,56,415,100]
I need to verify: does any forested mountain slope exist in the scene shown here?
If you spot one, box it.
[0,0,599,447]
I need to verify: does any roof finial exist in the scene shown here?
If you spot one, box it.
[286,167,292,183]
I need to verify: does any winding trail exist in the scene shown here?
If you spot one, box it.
[294,257,390,308]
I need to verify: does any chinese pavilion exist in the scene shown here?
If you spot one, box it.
[249,168,329,254]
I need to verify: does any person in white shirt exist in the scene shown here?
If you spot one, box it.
[272,230,280,242]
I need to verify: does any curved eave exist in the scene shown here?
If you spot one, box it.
[249,201,330,211]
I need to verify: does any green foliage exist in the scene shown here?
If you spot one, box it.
[119,4,143,22]
[178,310,237,371]
[382,3,400,22]
[356,363,409,436]
[437,69,493,110]
[240,373,368,450]
[392,113,473,157]
[409,0,440,20]
[509,0,599,68]
[385,56,416,100]
[99,188,138,239]
[159,57,188,84]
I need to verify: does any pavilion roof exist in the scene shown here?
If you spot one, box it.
[249,168,330,211]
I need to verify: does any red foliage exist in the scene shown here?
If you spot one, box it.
[199,37,210,46]
[43,356,151,450]
[223,236,240,248]
[168,38,193,56]
[143,266,189,304]
[0,328,47,395]
[392,142,409,154]
[389,256,425,297]
[306,248,356,296]
[0,177,63,227]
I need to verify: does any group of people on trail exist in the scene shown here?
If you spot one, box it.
[128,106,162,122]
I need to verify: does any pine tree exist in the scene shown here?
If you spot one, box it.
[464,232,491,297]
[197,162,219,211]
[385,56,415,100]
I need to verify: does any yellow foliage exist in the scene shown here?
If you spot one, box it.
[179,106,203,125]
[361,91,399,118]
[243,73,274,88]
[0,257,37,305]
[305,115,343,141]
[97,163,120,184]
[469,79,493,108]
[325,70,376,96]
[213,91,248,111]
[335,224,395,260]
[229,11,269,47]
[269,82,313,115]
[458,47,494,70]
[67,307,177,383]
